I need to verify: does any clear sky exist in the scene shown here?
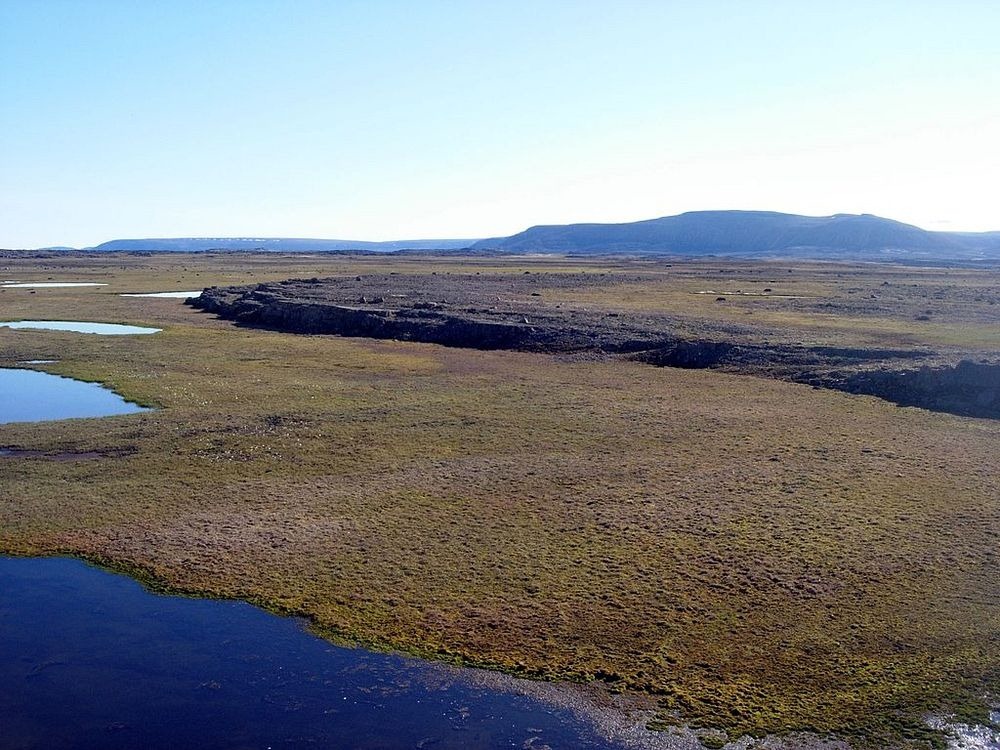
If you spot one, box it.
[2,1,998,248]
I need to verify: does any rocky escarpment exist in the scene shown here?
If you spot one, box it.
[189,273,669,354]
[189,274,1000,420]
[192,289,610,353]
[808,360,1000,420]
[633,343,1000,419]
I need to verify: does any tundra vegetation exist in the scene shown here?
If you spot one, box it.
[0,251,997,748]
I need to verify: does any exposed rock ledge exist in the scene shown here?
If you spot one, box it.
[188,275,1000,420]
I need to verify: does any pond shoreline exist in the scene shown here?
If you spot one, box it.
[0,552,704,750]
[0,367,150,424]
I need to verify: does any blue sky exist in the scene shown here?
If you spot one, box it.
[2,1,998,247]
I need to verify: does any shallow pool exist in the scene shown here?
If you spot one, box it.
[0,368,148,424]
[1,282,108,288]
[120,290,202,298]
[0,320,160,335]
[0,556,623,750]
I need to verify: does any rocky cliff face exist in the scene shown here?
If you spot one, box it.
[192,286,611,352]
[189,275,1000,420]
[823,361,1000,420]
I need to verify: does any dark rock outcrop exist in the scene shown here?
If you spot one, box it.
[813,360,1000,420]
[188,275,1000,420]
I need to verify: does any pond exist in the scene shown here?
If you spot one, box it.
[0,368,148,424]
[120,291,202,298]
[0,556,628,750]
[0,320,161,335]
[1,282,108,288]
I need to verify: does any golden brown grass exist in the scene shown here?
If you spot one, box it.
[1,252,997,747]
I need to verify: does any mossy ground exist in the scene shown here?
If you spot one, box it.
[1,252,997,747]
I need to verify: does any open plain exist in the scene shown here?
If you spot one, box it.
[1,251,998,748]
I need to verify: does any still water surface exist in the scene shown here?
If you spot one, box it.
[0,368,147,424]
[1,282,107,288]
[0,320,160,334]
[0,557,622,750]
[120,291,201,298]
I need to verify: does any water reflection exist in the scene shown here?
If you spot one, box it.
[0,320,160,335]
[120,291,201,298]
[0,368,147,424]
[1,282,107,288]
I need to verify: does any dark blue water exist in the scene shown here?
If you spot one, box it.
[0,557,622,750]
[0,369,148,424]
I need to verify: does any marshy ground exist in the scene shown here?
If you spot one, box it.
[0,252,997,748]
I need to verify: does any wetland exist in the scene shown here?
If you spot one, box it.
[0,251,997,748]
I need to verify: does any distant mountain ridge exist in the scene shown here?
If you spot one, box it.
[35,212,1000,261]
[472,211,1000,261]
[88,237,478,253]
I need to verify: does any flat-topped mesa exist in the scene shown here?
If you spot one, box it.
[188,274,1000,420]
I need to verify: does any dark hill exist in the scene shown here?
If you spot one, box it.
[472,211,1000,261]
